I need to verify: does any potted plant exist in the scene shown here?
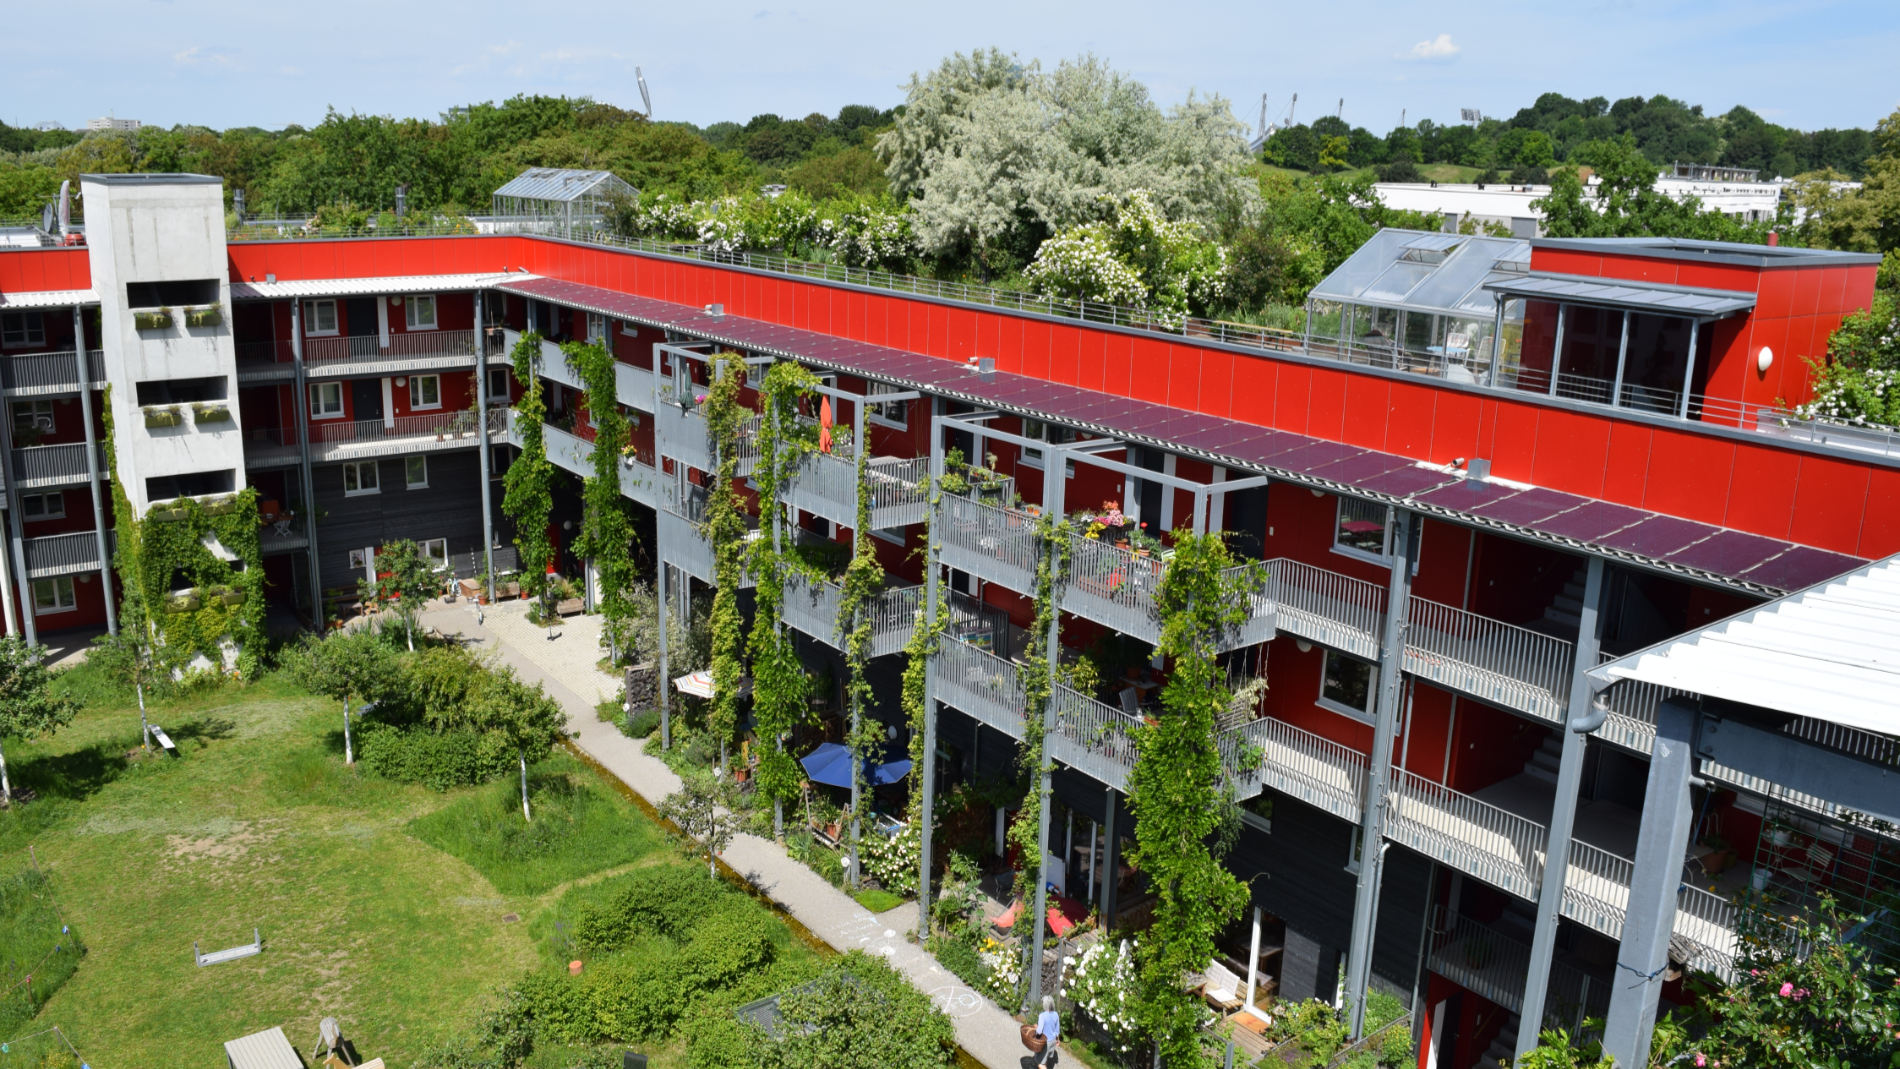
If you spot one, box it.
[134,307,174,331]
[192,402,231,424]
[185,304,223,328]
[143,405,184,429]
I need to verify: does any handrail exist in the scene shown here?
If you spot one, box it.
[1236,715,1370,822]
[311,410,483,446]
[1263,557,1387,660]
[0,349,106,393]
[1404,596,1573,723]
[1387,767,1548,900]
[303,329,478,365]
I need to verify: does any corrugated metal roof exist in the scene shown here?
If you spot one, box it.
[492,168,636,203]
[230,273,529,300]
[224,1027,303,1069]
[1592,552,1900,736]
[1308,228,1530,318]
[0,289,97,309]
[1483,272,1756,317]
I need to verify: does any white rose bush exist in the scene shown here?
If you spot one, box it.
[1062,937,1144,1052]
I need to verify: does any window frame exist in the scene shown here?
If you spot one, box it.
[342,460,380,497]
[21,491,65,521]
[490,444,512,479]
[1317,648,1379,724]
[1331,496,1393,565]
[419,537,449,568]
[866,383,908,430]
[308,381,345,419]
[32,576,76,614]
[487,367,511,403]
[404,294,437,331]
[405,455,428,489]
[1,312,46,349]
[12,400,55,435]
[304,299,339,336]
[408,374,441,410]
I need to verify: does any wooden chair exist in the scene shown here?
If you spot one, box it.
[1199,962,1244,1012]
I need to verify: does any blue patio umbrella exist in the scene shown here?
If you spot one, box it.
[799,742,912,788]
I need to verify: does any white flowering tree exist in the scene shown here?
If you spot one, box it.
[1795,299,1900,430]
[1064,937,1144,1053]
[1025,189,1227,326]
[825,198,921,271]
[860,820,921,894]
[1023,226,1147,307]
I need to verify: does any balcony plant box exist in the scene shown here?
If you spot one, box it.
[192,403,232,425]
[134,308,174,331]
[164,593,202,614]
[185,304,223,328]
[202,496,241,516]
[147,505,190,522]
[218,588,246,607]
[143,405,184,429]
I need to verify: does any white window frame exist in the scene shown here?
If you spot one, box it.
[309,382,345,419]
[32,576,76,614]
[1317,649,1379,724]
[343,460,380,496]
[1,312,46,349]
[866,383,908,430]
[404,294,437,331]
[304,299,339,336]
[12,400,54,434]
[408,374,441,410]
[349,548,369,571]
[419,537,449,568]
[1331,496,1393,566]
[869,527,907,547]
[405,455,428,489]
[487,367,511,402]
[21,491,65,521]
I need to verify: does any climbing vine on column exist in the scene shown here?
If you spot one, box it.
[746,362,821,828]
[502,331,555,606]
[1127,531,1252,1068]
[899,469,943,828]
[1006,509,1065,992]
[564,340,637,658]
[834,436,883,886]
[701,355,747,748]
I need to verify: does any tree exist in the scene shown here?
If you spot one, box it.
[85,624,160,751]
[286,630,400,764]
[1024,188,1228,324]
[660,767,740,877]
[360,538,440,651]
[1533,135,1777,242]
[0,638,79,804]
[468,667,567,822]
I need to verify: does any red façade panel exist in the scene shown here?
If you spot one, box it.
[1228,353,1276,428]
[1787,454,1872,555]
[1636,426,1737,523]
[1481,400,1545,485]
[1164,342,1203,410]
[1427,388,1488,465]
[1302,366,1349,443]
[1380,379,1439,458]
[1528,407,1613,497]
[1074,325,1108,394]
[1048,323,1082,388]
[1857,466,1900,560]
[1018,318,1052,381]
[1128,337,1170,402]
[1719,443,1804,541]
[1338,373,1394,451]
[1197,347,1235,419]
[1527,248,1603,277]
[1597,419,1658,506]
[1754,268,1796,320]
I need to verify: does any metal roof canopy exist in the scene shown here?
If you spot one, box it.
[0,288,96,309]
[1591,551,1900,738]
[230,273,528,300]
[1484,272,1756,318]
[1307,227,1530,319]
[224,1026,303,1069]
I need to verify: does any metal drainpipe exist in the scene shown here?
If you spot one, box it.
[291,301,322,629]
[475,294,496,604]
[72,306,115,635]
[1027,440,1067,1014]
[1344,509,1416,1038]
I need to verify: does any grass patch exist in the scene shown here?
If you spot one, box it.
[0,865,83,1039]
[853,888,904,913]
[406,753,667,897]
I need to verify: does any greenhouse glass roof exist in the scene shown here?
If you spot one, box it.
[1309,228,1530,319]
[492,168,636,203]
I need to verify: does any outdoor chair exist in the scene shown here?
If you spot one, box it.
[1199,961,1244,1012]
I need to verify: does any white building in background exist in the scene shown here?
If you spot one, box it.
[1375,171,1786,238]
[86,116,141,132]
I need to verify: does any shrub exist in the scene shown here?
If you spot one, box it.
[859,821,919,895]
[744,951,956,1069]
[625,709,661,738]
[927,934,990,993]
[357,723,514,790]
[1376,158,1424,183]
[573,865,735,949]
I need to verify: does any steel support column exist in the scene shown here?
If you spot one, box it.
[71,306,115,635]
[1602,698,1699,1068]
[0,405,34,646]
[1517,555,1606,1056]
[917,407,944,935]
[1345,509,1415,1038]
[476,295,497,604]
[292,301,323,629]
[1028,443,1068,1013]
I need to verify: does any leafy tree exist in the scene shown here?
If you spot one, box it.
[400,644,566,818]
[659,767,740,877]
[745,951,956,1069]
[1317,135,1350,172]
[1024,188,1227,324]
[360,538,441,651]
[0,638,79,804]
[85,622,161,750]
[503,331,557,611]
[286,630,400,765]
[1534,135,1778,242]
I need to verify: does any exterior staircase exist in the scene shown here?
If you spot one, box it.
[1522,732,1563,785]
[1528,565,1587,639]
[1478,1013,1522,1069]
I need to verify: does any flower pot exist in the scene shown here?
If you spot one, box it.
[1115,540,1129,549]
[1751,867,1772,891]
[1135,549,1150,558]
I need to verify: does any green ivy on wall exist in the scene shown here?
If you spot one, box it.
[103,387,265,677]
[701,355,748,749]
[1004,508,1065,997]
[746,361,822,832]
[1127,531,1253,1067]
[563,339,638,656]
[835,435,884,887]
[503,331,555,604]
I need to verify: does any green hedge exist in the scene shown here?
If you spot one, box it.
[358,724,515,790]
[573,865,732,949]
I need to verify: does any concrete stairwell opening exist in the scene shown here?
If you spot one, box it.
[1527,565,1587,641]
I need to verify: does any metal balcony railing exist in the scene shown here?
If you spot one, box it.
[934,636,1027,739]
[1050,686,1145,793]
[259,514,308,555]
[23,530,105,578]
[938,494,1042,593]
[652,401,760,477]
[785,451,928,530]
[1403,596,1574,723]
[1387,767,1548,901]
[241,426,302,467]
[1232,715,1370,824]
[11,443,106,489]
[235,340,296,380]
[0,350,105,396]
[1263,557,1386,660]
[303,329,478,368]
[1426,908,1609,1031]
[310,410,490,459]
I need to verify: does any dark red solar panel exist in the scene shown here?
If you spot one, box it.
[1664,529,1792,577]
[1307,451,1414,485]
[1532,500,1649,542]
[1415,479,1523,510]
[1469,487,1590,526]
[1269,440,1366,475]
[1740,546,1865,593]
[1598,515,1715,557]
[1223,431,1320,464]
[1172,422,1273,454]
[1358,466,1461,498]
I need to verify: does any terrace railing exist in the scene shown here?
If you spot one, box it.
[934,636,1027,739]
[938,494,1042,593]
[1050,686,1145,793]
[302,329,478,368]
[1233,715,1370,824]
[785,451,929,530]
[1426,908,1609,1031]
[240,426,302,467]
[1403,596,1573,723]
[1387,767,1548,901]
[0,350,105,396]
[23,530,105,578]
[310,409,493,459]
[1264,557,1386,661]
[11,443,107,489]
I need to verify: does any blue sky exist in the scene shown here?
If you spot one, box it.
[6,0,1897,136]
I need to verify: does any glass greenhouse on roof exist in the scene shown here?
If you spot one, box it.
[491,168,638,239]
[1305,229,1531,386]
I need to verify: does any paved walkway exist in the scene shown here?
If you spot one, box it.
[419,599,1033,1069]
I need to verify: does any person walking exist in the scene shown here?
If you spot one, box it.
[1035,995,1061,1067]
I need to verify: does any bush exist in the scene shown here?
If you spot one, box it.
[744,951,956,1069]
[357,723,514,790]
[927,934,990,992]
[626,709,661,738]
[1376,158,1424,183]
[573,865,734,949]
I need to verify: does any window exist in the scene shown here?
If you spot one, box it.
[408,374,441,409]
[587,312,608,344]
[490,444,513,479]
[419,538,449,567]
[343,460,380,496]
[1020,419,1078,469]
[487,367,511,402]
[136,376,226,405]
[349,548,369,572]
[145,469,235,500]
[32,577,75,614]
[1,312,45,349]
[406,456,428,488]
[309,382,344,418]
[304,299,338,335]
[404,295,437,330]
[12,400,54,435]
[21,491,64,521]
[1333,497,1391,562]
[866,383,907,429]
[1318,650,1378,723]
[127,279,218,308]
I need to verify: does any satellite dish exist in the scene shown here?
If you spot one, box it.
[40,202,55,234]
[636,67,652,118]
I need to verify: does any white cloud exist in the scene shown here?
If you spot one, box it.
[1404,33,1460,60]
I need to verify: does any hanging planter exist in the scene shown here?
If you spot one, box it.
[192,403,231,424]
[202,496,241,517]
[164,593,203,614]
[185,304,223,328]
[134,308,174,331]
[143,405,184,429]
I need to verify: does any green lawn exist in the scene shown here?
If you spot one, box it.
[0,667,680,1068]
